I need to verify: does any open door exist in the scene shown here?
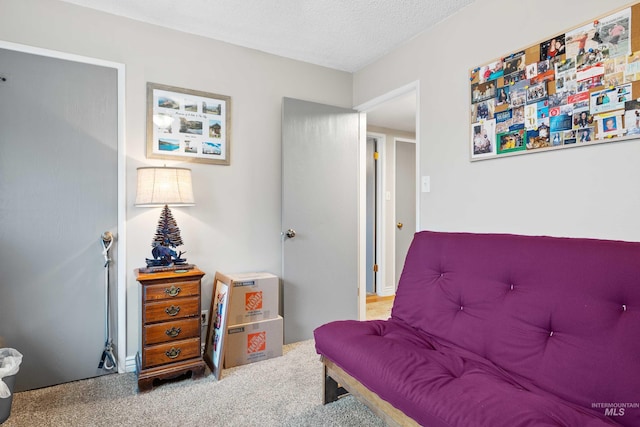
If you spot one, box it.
[394,139,416,288]
[282,98,362,343]
[0,47,119,391]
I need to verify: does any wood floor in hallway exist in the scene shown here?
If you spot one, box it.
[366,294,394,320]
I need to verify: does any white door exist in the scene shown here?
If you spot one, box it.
[282,98,361,343]
[0,48,118,391]
[395,140,416,287]
[365,137,377,294]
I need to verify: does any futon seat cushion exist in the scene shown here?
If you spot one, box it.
[314,318,616,427]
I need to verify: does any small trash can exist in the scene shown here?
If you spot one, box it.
[0,348,22,424]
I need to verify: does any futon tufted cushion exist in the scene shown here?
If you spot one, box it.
[315,231,640,426]
[314,318,617,426]
[392,231,640,426]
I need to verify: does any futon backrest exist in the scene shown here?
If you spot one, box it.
[392,231,640,424]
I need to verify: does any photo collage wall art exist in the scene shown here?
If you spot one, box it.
[146,82,231,165]
[470,5,640,160]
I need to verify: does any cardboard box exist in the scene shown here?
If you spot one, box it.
[223,272,279,325]
[224,316,283,368]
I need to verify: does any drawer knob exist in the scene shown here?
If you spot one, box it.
[165,305,181,316]
[165,347,181,359]
[165,285,181,297]
[165,327,182,338]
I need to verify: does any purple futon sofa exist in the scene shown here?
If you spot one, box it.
[314,231,640,426]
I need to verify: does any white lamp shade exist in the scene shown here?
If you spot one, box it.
[135,167,195,207]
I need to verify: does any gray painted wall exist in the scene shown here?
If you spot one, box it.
[0,0,352,366]
[3,0,627,375]
[355,0,640,243]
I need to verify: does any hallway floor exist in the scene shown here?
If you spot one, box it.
[366,294,394,320]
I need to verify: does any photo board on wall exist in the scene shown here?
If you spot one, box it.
[470,3,640,161]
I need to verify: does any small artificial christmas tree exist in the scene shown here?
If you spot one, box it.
[145,205,188,267]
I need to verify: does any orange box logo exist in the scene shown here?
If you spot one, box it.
[247,331,266,353]
[245,291,263,311]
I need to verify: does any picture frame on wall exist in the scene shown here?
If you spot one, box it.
[146,82,231,165]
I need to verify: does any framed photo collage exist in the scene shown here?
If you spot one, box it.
[470,4,640,160]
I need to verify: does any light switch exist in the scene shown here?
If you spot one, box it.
[385,191,391,201]
[421,176,430,193]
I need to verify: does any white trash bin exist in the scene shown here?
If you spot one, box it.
[0,349,22,424]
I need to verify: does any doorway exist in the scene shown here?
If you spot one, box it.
[280,84,418,325]
[357,82,419,319]
[365,135,382,295]
[0,42,126,390]
[282,98,361,343]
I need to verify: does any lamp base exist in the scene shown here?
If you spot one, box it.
[138,264,196,274]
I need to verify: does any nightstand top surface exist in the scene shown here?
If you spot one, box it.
[136,267,204,282]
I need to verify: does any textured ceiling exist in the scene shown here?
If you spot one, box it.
[58,0,474,72]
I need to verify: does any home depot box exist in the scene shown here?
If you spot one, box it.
[223,272,279,325]
[224,316,283,368]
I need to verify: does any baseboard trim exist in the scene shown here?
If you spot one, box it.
[377,287,395,297]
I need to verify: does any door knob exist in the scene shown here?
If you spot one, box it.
[285,229,296,238]
[397,222,403,230]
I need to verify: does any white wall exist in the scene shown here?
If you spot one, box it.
[0,0,352,362]
[355,0,640,242]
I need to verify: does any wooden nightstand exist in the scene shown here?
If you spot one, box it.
[136,267,206,392]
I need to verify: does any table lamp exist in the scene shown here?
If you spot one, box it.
[135,166,194,270]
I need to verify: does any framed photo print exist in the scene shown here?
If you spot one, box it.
[471,119,497,159]
[204,272,233,380]
[595,110,625,139]
[497,129,526,154]
[147,82,231,165]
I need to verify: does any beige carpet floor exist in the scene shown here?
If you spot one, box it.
[3,340,386,427]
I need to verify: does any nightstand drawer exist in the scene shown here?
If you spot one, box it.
[143,338,201,369]
[144,296,200,324]
[144,317,200,345]
[144,280,200,301]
